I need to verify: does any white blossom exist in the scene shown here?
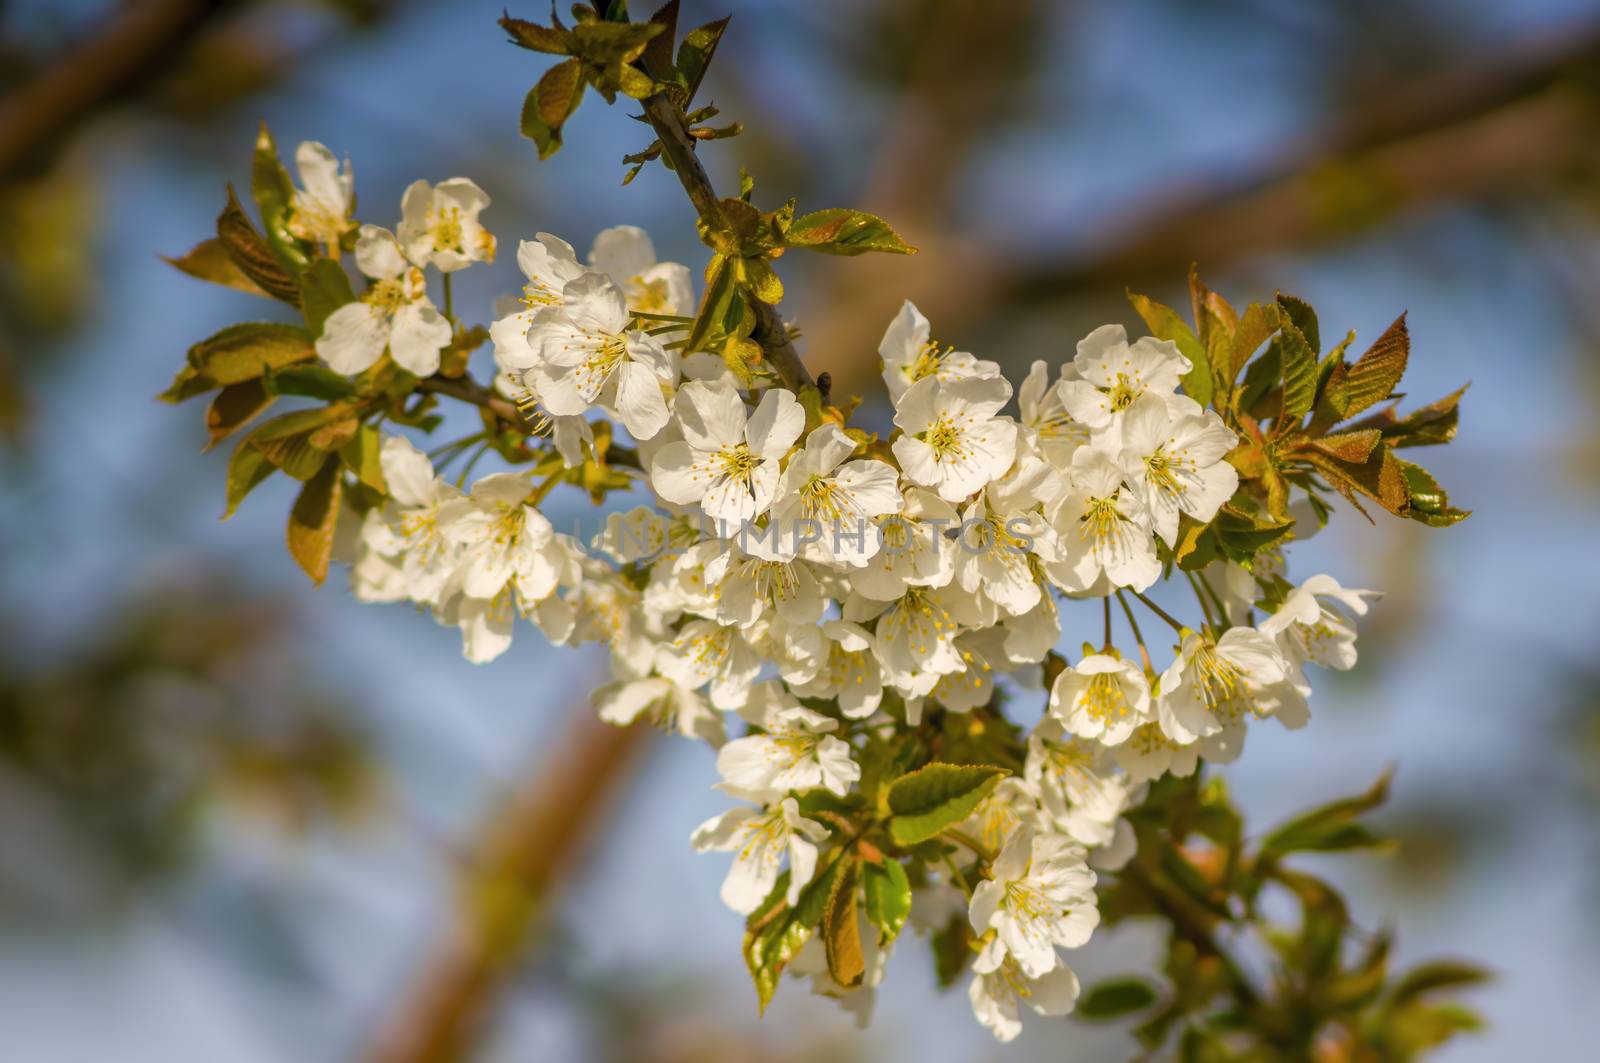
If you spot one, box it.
[692,796,829,914]
[877,299,1000,403]
[316,225,451,376]
[1117,393,1239,546]
[398,177,495,271]
[714,693,859,796]
[286,140,354,247]
[650,383,804,524]
[891,375,1018,503]
[1057,324,1191,432]
[969,829,1098,978]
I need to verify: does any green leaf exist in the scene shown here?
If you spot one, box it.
[251,123,308,273]
[743,855,847,1013]
[687,252,737,354]
[1127,290,1211,409]
[1261,771,1393,858]
[224,435,277,518]
[862,858,911,946]
[1078,977,1159,1020]
[187,322,315,387]
[931,913,974,988]
[265,363,358,401]
[886,762,1007,846]
[785,208,916,256]
[520,58,587,159]
[740,255,784,304]
[340,423,387,493]
[1307,441,1410,520]
[286,455,342,585]
[571,19,663,63]
[1226,302,1281,386]
[822,857,864,988]
[1277,318,1318,423]
[217,185,300,304]
[205,379,274,451]
[1388,960,1492,1005]
[1275,292,1320,353]
[158,364,216,404]
[1305,429,1382,465]
[1397,457,1469,526]
[640,0,679,80]
[677,16,730,103]
[1340,313,1409,419]
[499,15,575,54]
[246,405,354,481]
[163,237,269,297]
[298,258,355,336]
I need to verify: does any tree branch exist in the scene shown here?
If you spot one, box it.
[367,709,653,1063]
[0,0,243,181]
[638,93,816,392]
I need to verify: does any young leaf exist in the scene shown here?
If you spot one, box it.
[862,858,911,946]
[205,379,274,451]
[1127,290,1211,409]
[1227,302,1281,386]
[1277,318,1318,424]
[340,423,387,493]
[1275,292,1320,353]
[187,322,315,386]
[264,363,358,401]
[521,57,587,159]
[822,857,865,988]
[216,186,300,304]
[886,762,1007,846]
[1078,977,1159,1020]
[286,455,343,585]
[677,16,731,103]
[785,208,916,256]
[1260,771,1393,859]
[499,16,575,55]
[931,913,974,988]
[1396,457,1469,527]
[163,237,269,297]
[743,856,847,1013]
[1340,313,1409,420]
[298,258,355,336]
[251,123,308,272]
[246,405,355,480]
[224,435,277,518]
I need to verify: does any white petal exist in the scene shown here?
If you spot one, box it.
[316,302,387,374]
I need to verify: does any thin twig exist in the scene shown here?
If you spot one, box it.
[638,92,816,392]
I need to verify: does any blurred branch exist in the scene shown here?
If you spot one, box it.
[1001,21,1600,299]
[0,0,244,181]
[368,706,652,1063]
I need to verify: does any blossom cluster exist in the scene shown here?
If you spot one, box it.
[297,149,1381,1041]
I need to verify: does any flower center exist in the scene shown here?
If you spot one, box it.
[922,415,968,462]
[1081,671,1129,722]
[1078,495,1124,546]
[363,277,410,314]
[429,206,464,252]
[1193,644,1250,720]
[1108,371,1144,411]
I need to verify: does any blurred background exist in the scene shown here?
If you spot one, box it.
[2,0,1598,1059]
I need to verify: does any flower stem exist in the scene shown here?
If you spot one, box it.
[1132,588,1186,634]
[1186,569,1219,630]
[1115,590,1154,673]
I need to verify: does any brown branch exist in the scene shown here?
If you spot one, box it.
[0,0,243,181]
[1000,22,1600,302]
[368,708,653,1063]
[638,92,816,392]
